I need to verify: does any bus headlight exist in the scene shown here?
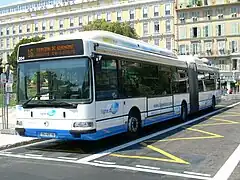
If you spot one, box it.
[73,122,94,128]
[16,120,23,126]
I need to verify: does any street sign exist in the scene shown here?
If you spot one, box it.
[5,83,13,93]
[1,73,6,83]
[8,73,13,83]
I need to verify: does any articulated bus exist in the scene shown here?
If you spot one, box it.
[15,30,221,140]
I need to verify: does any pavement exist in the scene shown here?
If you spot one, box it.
[0,98,239,180]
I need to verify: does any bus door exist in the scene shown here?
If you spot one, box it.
[188,62,199,113]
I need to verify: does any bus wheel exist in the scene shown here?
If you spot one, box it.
[127,113,141,137]
[180,102,188,122]
[211,96,216,110]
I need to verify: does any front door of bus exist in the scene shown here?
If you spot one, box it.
[188,62,199,113]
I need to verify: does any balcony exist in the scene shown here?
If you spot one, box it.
[176,0,240,10]
[178,49,239,57]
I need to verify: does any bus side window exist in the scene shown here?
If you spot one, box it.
[95,57,119,101]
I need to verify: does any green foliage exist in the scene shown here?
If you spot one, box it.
[83,19,139,39]
[7,36,45,92]
[8,36,45,74]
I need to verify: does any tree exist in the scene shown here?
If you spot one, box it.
[83,19,139,39]
[8,36,45,77]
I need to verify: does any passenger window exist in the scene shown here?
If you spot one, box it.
[95,57,119,101]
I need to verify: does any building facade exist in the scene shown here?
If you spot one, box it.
[0,0,175,64]
[175,0,240,91]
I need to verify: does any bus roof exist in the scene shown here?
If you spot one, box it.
[24,30,178,59]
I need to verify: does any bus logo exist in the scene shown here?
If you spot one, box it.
[47,109,56,116]
[101,102,119,115]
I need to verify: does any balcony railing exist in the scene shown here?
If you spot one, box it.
[178,49,239,57]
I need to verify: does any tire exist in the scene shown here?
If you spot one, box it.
[127,113,141,137]
[211,96,216,110]
[180,102,188,122]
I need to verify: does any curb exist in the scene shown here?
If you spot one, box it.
[0,138,43,151]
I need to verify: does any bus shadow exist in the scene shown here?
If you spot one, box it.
[25,104,236,154]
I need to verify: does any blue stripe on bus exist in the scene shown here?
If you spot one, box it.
[23,125,127,141]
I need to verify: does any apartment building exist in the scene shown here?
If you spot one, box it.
[0,0,175,64]
[175,0,240,91]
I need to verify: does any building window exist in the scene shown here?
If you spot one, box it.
[166,20,171,33]
[96,13,101,20]
[165,4,171,16]
[154,6,159,17]
[179,27,187,39]
[50,20,54,30]
[50,33,54,37]
[35,23,38,32]
[88,15,93,23]
[59,19,63,28]
[231,7,237,17]
[106,13,111,22]
[143,22,148,35]
[79,17,83,26]
[179,12,186,24]
[166,37,171,50]
[230,41,238,53]
[143,7,148,18]
[217,24,224,36]
[205,42,212,55]
[204,26,208,37]
[13,37,16,47]
[191,43,201,55]
[179,45,186,55]
[217,40,225,55]
[70,17,74,27]
[204,10,212,20]
[231,23,238,35]
[6,27,9,35]
[154,22,159,33]
[27,24,30,32]
[191,27,199,38]
[129,9,135,20]
[232,59,238,70]
[154,38,159,46]
[6,38,9,48]
[42,21,46,31]
[12,26,15,34]
[217,8,224,19]
[117,11,121,21]
[0,29,3,36]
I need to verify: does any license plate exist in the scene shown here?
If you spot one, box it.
[40,132,56,138]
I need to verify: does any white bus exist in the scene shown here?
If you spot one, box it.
[15,30,221,140]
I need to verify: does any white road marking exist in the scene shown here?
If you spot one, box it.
[0,139,57,152]
[78,102,240,163]
[82,161,211,180]
[2,152,12,154]
[213,144,240,180]
[94,160,116,165]
[0,152,77,163]
[183,171,211,177]
[57,157,78,160]
[136,165,160,170]
[25,154,43,157]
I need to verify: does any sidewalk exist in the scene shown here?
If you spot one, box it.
[0,133,37,150]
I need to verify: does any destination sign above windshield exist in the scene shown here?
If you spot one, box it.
[18,39,84,60]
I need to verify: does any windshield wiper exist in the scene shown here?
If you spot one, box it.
[22,91,53,107]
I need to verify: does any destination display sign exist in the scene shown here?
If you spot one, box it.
[18,39,84,60]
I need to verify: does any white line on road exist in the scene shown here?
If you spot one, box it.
[0,139,57,152]
[136,165,160,170]
[0,152,77,163]
[78,102,240,163]
[94,160,116,165]
[183,171,211,177]
[82,161,211,180]
[25,154,43,157]
[213,144,240,180]
[57,157,78,160]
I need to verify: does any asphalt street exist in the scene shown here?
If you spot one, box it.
[0,99,239,180]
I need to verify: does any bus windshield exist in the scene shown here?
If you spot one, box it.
[17,57,92,106]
